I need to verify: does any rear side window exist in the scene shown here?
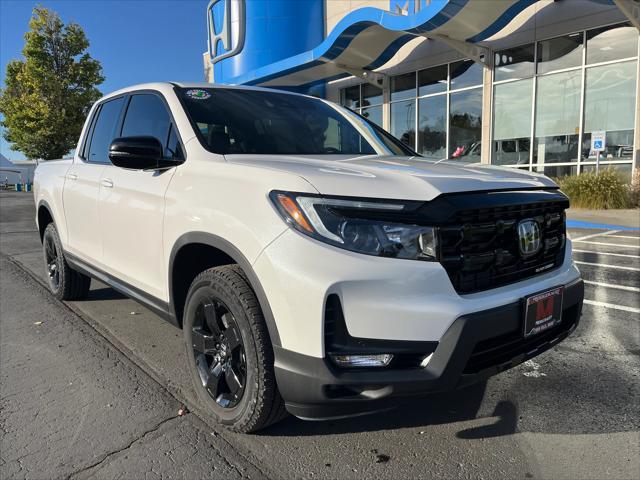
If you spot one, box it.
[87,97,125,164]
[121,94,183,160]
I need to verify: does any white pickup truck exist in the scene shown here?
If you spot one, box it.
[34,82,584,432]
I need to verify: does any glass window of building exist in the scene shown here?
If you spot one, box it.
[537,33,583,74]
[492,79,533,165]
[494,43,535,82]
[534,69,581,164]
[492,25,637,176]
[583,60,637,161]
[417,95,447,160]
[450,60,483,90]
[362,83,383,107]
[361,105,383,128]
[390,99,416,148]
[587,23,638,64]
[535,165,578,179]
[340,85,360,110]
[418,64,447,96]
[391,72,416,101]
[449,88,482,160]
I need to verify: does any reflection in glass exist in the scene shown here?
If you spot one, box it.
[583,61,636,160]
[450,60,483,90]
[391,72,416,101]
[449,89,482,160]
[390,100,416,149]
[493,79,533,165]
[418,96,446,160]
[535,165,577,179]
[587,23,638,64]
[537,33,583,74]
[418,64,448,97]
[361,105,383,128]
[340,85,360,110]
[534,70,581,163]
[582,131,635,161]
[494,44,535,81]
[362,83,383,107]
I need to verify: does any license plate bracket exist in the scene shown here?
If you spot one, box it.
[524,286,564,338]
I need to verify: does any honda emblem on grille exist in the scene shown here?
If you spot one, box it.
[517,219,542,257]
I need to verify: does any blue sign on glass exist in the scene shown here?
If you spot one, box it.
[591,131,606,153]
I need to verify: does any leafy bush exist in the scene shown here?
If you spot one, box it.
[556,168,632,209]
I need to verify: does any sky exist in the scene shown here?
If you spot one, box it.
[0,0,208,160]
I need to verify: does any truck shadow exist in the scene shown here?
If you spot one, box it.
[83,286,127,302]
[259,381,518,439]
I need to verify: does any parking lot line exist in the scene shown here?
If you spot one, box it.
[583,299,640,314]
[573,240,640,249]
[574,261,640,271]
[571,230,618,242]
[606,234,640,240]
[583,280,640,293]
[573,249,640,259]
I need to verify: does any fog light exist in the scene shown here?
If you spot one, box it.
[330,354,393,368]
[420,353,433,368]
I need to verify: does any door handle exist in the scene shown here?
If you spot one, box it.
[66,173,78,180]
[101,178,114,188]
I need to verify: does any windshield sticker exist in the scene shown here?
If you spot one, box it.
[185,89,211,100]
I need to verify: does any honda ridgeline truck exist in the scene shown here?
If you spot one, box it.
[34,83,584,432]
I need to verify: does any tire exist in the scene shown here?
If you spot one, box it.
[183,265,286,433]
[42,223,91,300]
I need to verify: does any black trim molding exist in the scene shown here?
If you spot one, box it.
[168,232,281,346]
[65,252,175,323]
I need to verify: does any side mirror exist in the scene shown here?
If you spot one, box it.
[108,136,163,170]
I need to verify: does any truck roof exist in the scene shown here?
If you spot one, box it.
[99,82,298,103]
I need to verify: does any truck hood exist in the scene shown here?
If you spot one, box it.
[225,154,557,201]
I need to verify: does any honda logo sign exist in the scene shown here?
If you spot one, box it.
[207,0,246,65]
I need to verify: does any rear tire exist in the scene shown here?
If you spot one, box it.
[183,265,286,433]
[42,223,91,300]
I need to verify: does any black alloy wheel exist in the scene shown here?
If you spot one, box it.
[182,265,286,432]
[191,298,247,408]
[44,232,61,290]
[41,223,91,300]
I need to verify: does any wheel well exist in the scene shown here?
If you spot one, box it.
[37,205,54,242]
[171,243,235,326]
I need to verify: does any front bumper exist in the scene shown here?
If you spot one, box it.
[274,278,583,420]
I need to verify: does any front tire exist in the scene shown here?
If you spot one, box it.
[42,223,91,300]
[183,265,286,433]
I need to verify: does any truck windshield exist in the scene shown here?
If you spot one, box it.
[177,87,416,157]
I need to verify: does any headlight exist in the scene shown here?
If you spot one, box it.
[270,191,437,261]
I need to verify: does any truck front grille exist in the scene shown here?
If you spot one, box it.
[436,195,567,294]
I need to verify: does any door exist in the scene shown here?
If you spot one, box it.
[99,93,184,300]
[63,96,125,264]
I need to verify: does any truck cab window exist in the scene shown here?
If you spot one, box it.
[121,94,182,160]
[87,97,125,164]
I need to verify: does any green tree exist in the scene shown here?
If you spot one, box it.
[0,6,104,160]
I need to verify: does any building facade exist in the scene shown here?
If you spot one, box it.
[204,0,640,180]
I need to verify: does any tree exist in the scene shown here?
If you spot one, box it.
[0,7,104,160]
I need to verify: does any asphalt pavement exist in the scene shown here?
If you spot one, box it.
[1,190,638,479]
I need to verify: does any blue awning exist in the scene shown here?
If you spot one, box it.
[228,0,545,87]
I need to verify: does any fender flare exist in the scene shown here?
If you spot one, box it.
[36,199,55,241]
[168,232,281,347]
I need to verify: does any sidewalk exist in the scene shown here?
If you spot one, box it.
[567,208,640,230]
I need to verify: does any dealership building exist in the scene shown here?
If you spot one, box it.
[204,0,640,180]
